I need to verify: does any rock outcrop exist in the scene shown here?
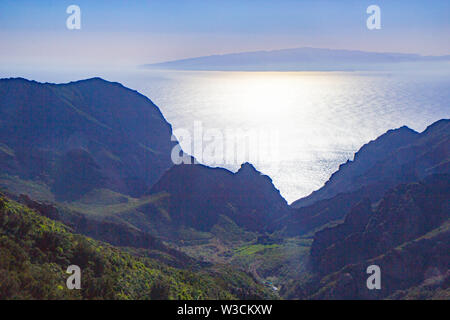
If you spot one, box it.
[149,162,289,232]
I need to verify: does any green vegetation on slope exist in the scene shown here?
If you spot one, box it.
[0,195,275,300]
[231,238,312,288]
[0,174,55,202]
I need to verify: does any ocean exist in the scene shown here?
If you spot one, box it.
[2,67,449,203]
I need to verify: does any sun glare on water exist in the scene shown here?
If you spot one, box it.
[109,69,450,202]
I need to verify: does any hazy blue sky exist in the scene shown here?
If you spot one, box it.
[1,0,449,68]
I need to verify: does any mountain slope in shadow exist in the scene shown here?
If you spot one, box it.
[148,162,289,233]
[0,78,179,200]
[286,174,449,300]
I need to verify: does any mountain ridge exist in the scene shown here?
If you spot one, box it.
[291,120,449,208]
[0,77,180,200]
[291,125,420,208]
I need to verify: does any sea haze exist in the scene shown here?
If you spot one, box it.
[2,66,449,203]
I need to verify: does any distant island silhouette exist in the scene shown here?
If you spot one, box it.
[142,47,450,71]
